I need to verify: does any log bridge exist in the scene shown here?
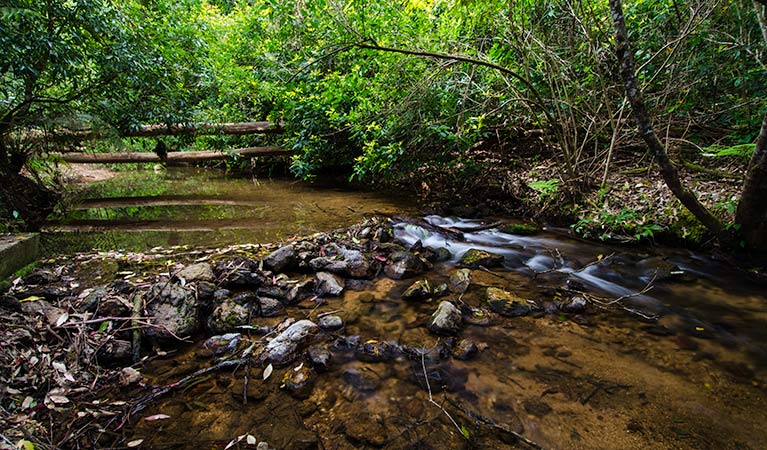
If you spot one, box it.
[48,121,290,164]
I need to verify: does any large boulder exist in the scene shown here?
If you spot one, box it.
[262,320,319,366]
[385,251,426,280]
[177,262,214,283]
[145,283,199,340]
[427,301,463,335]
[264,245,296,273]
[459,249,505,269]
[485,287,531,317]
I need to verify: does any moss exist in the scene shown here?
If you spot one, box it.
[13,262,38,279]
[459,249,504,268]
[667,209,708,245]
[500,223,540,235]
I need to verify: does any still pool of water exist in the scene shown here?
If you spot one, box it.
[43,167,417,255]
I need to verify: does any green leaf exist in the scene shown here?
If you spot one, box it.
[461,425,471,439]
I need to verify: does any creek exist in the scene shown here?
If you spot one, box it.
[48,168,767,449]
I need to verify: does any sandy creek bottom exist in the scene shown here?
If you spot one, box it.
[116,252,766,450]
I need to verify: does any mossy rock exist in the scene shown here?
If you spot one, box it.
[500,223,541,236]
[459,248,505,269]
[485,287,531,317]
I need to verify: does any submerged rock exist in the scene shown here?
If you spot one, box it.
[264,245,296,273]
[385,251,426,279]
[202,333,241,356]
[258,297,284,317]
[177,262,214,283]
[459,249,505,269]
[355,340,396,363]
[562,296,588,313]
[281,364,315,399]
[448,268,472,294]
[427,301,463,335]
[500,223,540,235]
[307,345,332,371]
[402,279,432,301]
[318,315,344,331]
[315,271,345,296]
[485,287,531,317]
[145,283,199,340]
[262,320,319,366]
[453,339,479,360]
[342,368,380,392]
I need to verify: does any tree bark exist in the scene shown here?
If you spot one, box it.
[735,109,767,250]
[609,0,725,238]
[57,146,287,164]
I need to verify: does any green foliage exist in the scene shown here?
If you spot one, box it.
[528,179,560,201]
[701,143,756,160]
[572,207,664,241]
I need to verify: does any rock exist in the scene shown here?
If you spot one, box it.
[213,289,231,302]
[402,279,432,301]
[111,280,136,295]
[263,320,319,366]
[318,315,344,331]
[207,299,249,333]
[462,306,493,326]
[258,297,284,317]
[223,269,266,289]
[448,268,472,294]
[485,287,531,317]
[459,249,505,269]
[195,281,216,301]
[430,247,452,262]
[433,283,449,297]
[20,299,66,327]
[285,277,316,305]
[264,245,296,273]
[636,257,685,281]
[315,272,344,296]
[454,339,479,360]
[80,287,108,312]
[22,269,57,285]
[309,256,347,274]
[562,296,587,313]
[355,340,396,363]
[202,333,241,356]
[118,367,142,386]
[384,251,426,279]
[307,345,332,371]
[500,223,540,235]
[232,292,259,305]
[427,301,463,335]
[342,368,380,392]
[177,262,214,283]
[341,248,374,278]
[97,339,132,364]
[281,364,315,399]
[345,415,388,447]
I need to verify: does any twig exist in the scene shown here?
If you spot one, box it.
[446,398,547,450]
[420,349,467,440]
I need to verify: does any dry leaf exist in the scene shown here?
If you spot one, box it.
[55,313,69,327]
[144,414,171,421]
[246,435,257,445]
[262,363,273,380]
[127,439,144,448]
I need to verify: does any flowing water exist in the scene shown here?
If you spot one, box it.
[54,168,767,449]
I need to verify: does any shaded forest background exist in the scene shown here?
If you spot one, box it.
[1,0,765,249]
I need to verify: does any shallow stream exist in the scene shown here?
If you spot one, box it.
[54,168,767,449]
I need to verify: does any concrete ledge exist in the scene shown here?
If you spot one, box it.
[0,233,39,279]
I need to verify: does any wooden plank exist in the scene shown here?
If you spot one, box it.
[57,146,289,164]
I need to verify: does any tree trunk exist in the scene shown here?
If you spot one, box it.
[735,109,767,250]
[609,0,725,239]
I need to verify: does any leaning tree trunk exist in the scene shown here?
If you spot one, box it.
[608,0,725,239]
[734,2,767,251]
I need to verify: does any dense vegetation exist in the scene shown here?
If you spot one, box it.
[1,0,766,249]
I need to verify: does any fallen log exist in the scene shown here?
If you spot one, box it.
[16,121,283,143]
[57,146,288,164]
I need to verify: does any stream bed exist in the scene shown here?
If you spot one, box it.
[22,168,767,449]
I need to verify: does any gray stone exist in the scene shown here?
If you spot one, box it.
[384,251,425,279]
[307,345,332,371]
[202,333,242,356]
[459,248,505,269]
[80,287,108,312]
[195,281,216,300]
[0,233,39,279]
[454,339,479,360]
[258,297,284,317]
[285,277,316,305]
[402,279,432,301]
[448,268,472,294]
[485,287,531,317]
[318,315,344,331]
[315,271,344,296]
[213,289,231,302]
[309,256,347,274]
[342,368,380,392]
[144,283,199,340]
[433,283,449,298]
[177,262,214,283]
[207,299,249,333]
[263,320,319,365]
[264,245,295,273]
[562,296,587,313]
[428,301,463,335]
